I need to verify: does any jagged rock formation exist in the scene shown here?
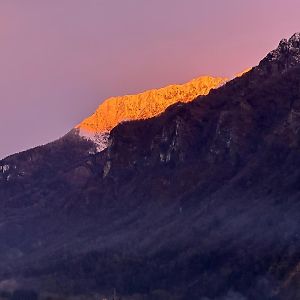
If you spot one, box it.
[1,34,300,300]
[258,32,300,74]
[76,76,227,150]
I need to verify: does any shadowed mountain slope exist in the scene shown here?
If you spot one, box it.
[1,34,300,299]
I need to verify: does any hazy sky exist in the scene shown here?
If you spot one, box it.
[0,0,300,158]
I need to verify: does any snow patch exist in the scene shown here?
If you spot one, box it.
[77,128,110,153]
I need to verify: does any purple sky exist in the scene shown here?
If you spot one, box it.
[0,0,300,158]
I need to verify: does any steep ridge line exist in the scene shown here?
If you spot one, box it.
[75,76,227,150]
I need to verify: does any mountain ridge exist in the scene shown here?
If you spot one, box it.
[1,33,300,299]
[76,75,227,151]
[76,69,253,153]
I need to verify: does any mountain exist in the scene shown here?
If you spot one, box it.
[76,76,227,151]
[1,33,300,300]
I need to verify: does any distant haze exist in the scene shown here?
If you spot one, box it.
[0,0,300,158]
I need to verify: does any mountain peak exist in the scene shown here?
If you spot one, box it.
[289,32,300,44]
[258,32,300,73]
[76,75,227,151]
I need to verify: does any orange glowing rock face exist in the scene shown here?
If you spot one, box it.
[77,76,227,134]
